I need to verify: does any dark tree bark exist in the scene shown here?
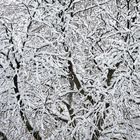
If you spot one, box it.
[0,131,8,140]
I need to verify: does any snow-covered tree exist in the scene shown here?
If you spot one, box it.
[0,0,140,140]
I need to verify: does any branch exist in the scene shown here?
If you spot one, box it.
[68,60,95,104]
